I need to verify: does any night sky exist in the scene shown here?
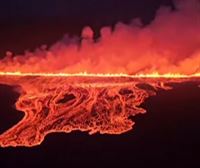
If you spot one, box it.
[0,1,200,168]
[0,0,174,56]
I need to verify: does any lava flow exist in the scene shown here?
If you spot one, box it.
[0,74,153,147]
[0,73,199,147]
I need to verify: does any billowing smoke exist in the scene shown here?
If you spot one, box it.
[0,0,200,74]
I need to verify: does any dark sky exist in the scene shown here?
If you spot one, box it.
[0,0,174,56]
[0,0,174,24]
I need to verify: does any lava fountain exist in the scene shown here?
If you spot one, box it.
[0,0,200,147]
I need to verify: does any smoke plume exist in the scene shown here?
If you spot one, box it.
[0,0,200,75]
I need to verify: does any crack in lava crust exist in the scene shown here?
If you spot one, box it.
[0,76,198,147]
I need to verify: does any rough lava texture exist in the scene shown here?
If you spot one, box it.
[0,76,157,147]
[0,75,199,147]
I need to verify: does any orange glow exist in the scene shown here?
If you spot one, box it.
[0,71,200,78]
[0,73,199,147]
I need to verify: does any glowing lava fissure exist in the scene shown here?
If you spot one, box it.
[0,73,199,147]
[0,71,200,78]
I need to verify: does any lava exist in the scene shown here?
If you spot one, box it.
[0,71,200,78]
[0,74,199,147]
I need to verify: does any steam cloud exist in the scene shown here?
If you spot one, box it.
[0,0,200,74]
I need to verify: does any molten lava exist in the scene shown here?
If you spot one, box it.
[0,73,199,147]
[0,71,200,78]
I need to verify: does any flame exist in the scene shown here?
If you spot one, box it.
[0,71,199,78]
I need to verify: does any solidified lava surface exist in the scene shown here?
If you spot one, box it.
[0,76,199,147]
